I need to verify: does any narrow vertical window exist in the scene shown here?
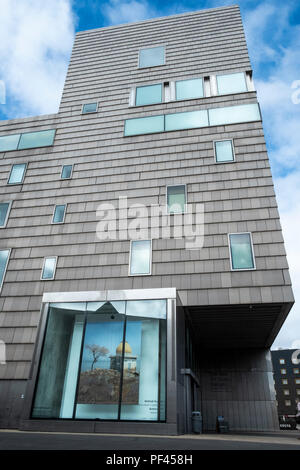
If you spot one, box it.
[0,202,12,228]
[229,233,255,270]
[0,249,10,293]
[167,185,186,214]
[52,205,66,224]
[214,140,235,163]
[7,163,27,184]
[41,257,57,280]
[61,165,73,179]
[129,240,152,275]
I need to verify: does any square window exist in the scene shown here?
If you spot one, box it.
[82,103,98,114]
[175,78,204,100]
[52,205,66,224]
[285,400,291,406]
[167,185,186,214]
[0,249,10,292]
[295,379,300,384]
[0,202,12,228]
[41,257,57,280]
[279,358,285,364]
[229,233,255,270]
[61,165,73,179]
[297,390,300,395]
[139,46,165,68]
[282,379,288,385]
[135,84,162,106]
[216,72,247,95]
[129,240,151,275]
[283,389,290,395]
[7,163,27,184]
[214,140,235,163]
[294,368,300,374]
[281,369,287,375]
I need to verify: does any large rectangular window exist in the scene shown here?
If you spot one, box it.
[229,233,255,270]
[135,84,162,106]
[7,163,27,184]
[32,299,167,421]
[176,78,204,100]
[18,129,56,150]
[52,204,66,224]
[0,249,10,293]
[214,140,235,163]
[0,202,12,228]
[139,46,165,68]
[124,115,164,136]
[0,134,20,152]
[217,72,247,95]
[209,103,261,126]
[129,240,152,275]
[41,257,57,280]
[165,110,208,131]
[167,185,186,214]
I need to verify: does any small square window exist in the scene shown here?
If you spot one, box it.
[279,358,285,364]
[139,46,165,68]
[294,368,300,374]
[61,165,73,179]
[129,240,152,275]
[52,205,66,224]
[0,202,12,228]
[167,185,186,214]
[135,84,162,106]
[295,378,300,384]
[229,232,255,270]
[281,369,287,375]
[82,102,98,114]
[285,400,291,406]
[41,257,57,280]
[297,389,300,395]
[283,389,290,395]
[7,163,27,184]
[282,379,288,385]
[214,140,235,163]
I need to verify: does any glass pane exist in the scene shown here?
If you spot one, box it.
[75,307,125,420]
[82,103,97,113]
[32,304,86,418]
[61,165,72,179]
[167,185,186,213]
[230,233,255,269]
[217,72,247,95]
[42,257,57,279]
[87,301,126,314]
[0,249,10,288]
[53,205,66,223]
[215,140,234,162]
[136,84,162,106]
[176,78,203,100]
[165,110,208,131]
[139,46,165,68]
[124,115,164,136]
[18,129,56,149]
[120,316,166,421]
[209,103,261,126]
[130,240,151,275]
[0,203,10,227]
[8,164,26,184]
[126,300,166,319]
[0,134,20,152]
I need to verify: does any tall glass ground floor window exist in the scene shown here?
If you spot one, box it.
[32,299,166,422]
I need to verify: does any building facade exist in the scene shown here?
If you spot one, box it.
[271,349,300,429]
[0,5,294,434]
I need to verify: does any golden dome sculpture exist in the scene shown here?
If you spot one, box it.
[116,341,132,355]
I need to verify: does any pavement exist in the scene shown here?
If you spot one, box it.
[0,429,300,451]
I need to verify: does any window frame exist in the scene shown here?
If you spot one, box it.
[60,164,73,180]
[0,248,11,294]
[128,239,152,276]
[166,184,187,214]
[51,204,67,225]
[228,232,256,271]
[41,256,58,281]
[81,102,99,114]
[0,201,12,228]
[213,139,235,164]
[7,163,27,185]
[138,45,166,69]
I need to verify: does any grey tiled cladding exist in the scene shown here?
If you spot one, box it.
[0,5,294,380]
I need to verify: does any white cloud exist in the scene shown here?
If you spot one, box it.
[102,0,155,25]
[0,0,75,118]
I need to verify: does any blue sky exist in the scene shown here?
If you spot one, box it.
[0,0,299,349]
